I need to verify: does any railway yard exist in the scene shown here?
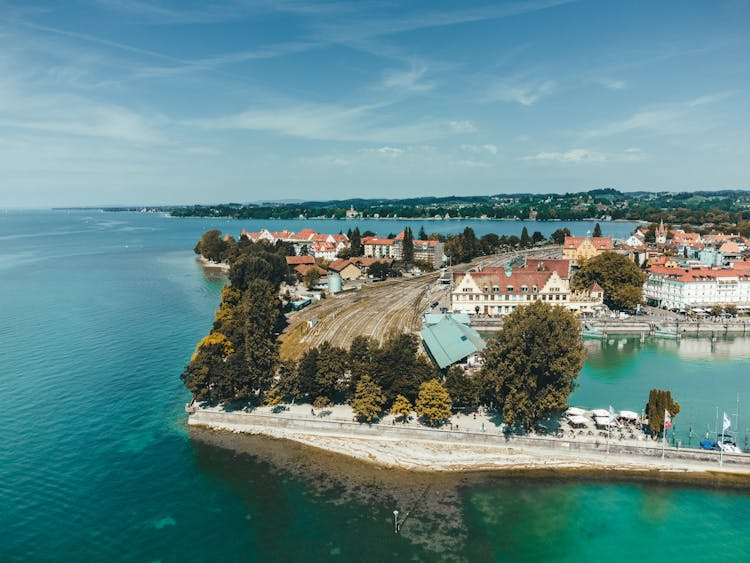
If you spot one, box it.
[278,247,561,359]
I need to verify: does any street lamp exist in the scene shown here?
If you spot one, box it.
[393,510,400,534]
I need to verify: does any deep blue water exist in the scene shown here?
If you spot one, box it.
[1,210,749,562]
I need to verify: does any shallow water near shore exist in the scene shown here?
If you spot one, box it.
[2,209,750,561]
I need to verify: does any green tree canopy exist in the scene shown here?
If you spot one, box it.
[351,376,386,422]
[573,251,646,311]
[593,222,603,237]
[645,389,680,437]
[550,228,571,245]
[194,229,230,262]
[479,301,585,430]
[402,227,414,263]
[444,366,476,411]
[303,268,320,289]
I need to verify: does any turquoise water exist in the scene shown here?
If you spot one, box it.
[1,210,749,561]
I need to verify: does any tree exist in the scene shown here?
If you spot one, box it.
[276,359,302,403]
[480,301,585,430]
[444,366,476,411]
[194,229,229,262]
[368,261,393,279]
[351,376,386,422]
[593,222,603,238]
[181,332,234,404]
[418,226,428,240]
[550,228,571,245]
[531,231,544,245]
[724,303,738,317]
[573,251,646,311]
[415,379,452,426]
[391,394,413,423]
[710,304,724,317]
[520,226,531,248]
[303,268,320,290]
[350,227,362,256]
[402,227,414,263]
[645,389,680,437]
[241,279,282,400]
[372,332,436,403]
[348,335,376,391]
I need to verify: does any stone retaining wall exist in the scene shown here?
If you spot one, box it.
[188,409,750,468]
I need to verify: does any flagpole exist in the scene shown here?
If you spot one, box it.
[662,409,666,460]
[720,412,725,467]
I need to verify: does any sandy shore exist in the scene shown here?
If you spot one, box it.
[187,403,750,485]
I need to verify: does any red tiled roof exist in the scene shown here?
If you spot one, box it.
[352,257,393,267]
[647,265,750,282]
[328,259,361,272]
[563,236,613,250]
[522,258,572,279]
[286,255,315,265]
[362,236,394,245]
[453,270,557,294]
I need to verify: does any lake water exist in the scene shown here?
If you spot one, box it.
[1,210,749,561]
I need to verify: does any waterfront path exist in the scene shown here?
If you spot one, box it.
[188,403,750,480]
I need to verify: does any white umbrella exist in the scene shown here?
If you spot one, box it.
[595,416,619,428]
[568,415,589,426]
[619,410,639,420]
[565,407,586,416]
[590,409,610,418]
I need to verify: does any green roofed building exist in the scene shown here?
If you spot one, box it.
[420,314,486,370]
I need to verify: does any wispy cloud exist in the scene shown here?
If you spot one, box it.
[382,62,434,92]
[461,144,498,154]
[484,76,556,106]
[582,94,731,139]
[599,78,626,90]
[194,102,477,143]
[522,147,646,163]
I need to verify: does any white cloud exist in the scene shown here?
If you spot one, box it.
[485,77,556,106]
[383,63,434,92]
[461,144,498,155]
[522,147,647,164]
[448,120,477,133]
[196,103,478,143]
[583,94,731,138]
[454,159,492,168]
[361,146,404,156]
[523,148,605,163]
[600,79,626,90]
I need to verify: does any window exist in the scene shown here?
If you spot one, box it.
[507,286,514,292]
[532,286,538,293]
[521,286,528,293]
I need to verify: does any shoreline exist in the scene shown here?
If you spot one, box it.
[187,405,750,487]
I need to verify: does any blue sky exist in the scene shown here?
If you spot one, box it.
[0,0,748,207]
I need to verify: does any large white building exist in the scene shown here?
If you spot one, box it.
[450,261,603,317]
[644,265,750,312]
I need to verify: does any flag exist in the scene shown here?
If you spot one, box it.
[664,410,672,430]
[608,405,616,426]
[723,412,731,433]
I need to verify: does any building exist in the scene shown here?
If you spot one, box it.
[450,264,603,317]
[327,259,362,280]
[644,265,750,312]
[420,314,486,370]
[562,236,614,263]
[412,239,445,268]
[655,219,668,245]
[240,228,349,259]
[362,236,396,259]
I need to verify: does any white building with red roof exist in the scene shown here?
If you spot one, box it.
[450,263,603,317]
[644,265,750,311]
[562,235,613,263]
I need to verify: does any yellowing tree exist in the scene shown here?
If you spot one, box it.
[390,394,413,423]
[351,376,386,422]
[416,379,452,426]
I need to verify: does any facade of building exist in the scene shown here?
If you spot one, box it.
[362,236,396,259]
[450,264,603,317]
[644,265,750,311]
[562,236,614,263]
